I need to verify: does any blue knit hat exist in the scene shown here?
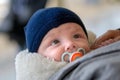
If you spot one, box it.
[24,7,88,52]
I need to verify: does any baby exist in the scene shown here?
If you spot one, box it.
[15,7,90,80]
[25,7,90,62]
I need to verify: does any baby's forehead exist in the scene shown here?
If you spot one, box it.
[43,23,85,39]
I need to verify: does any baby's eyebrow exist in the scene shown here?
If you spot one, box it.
[43,32,56,41]
[71,28,81,33]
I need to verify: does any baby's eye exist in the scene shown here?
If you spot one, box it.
[73,34,81,39]
[51,40,60,45]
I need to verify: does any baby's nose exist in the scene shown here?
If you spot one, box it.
[65,42,77,52]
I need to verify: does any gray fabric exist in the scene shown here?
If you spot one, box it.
[50,41,120,80]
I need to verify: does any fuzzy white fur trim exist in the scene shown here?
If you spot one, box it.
[15,50,67,80]
[87,30,96,46]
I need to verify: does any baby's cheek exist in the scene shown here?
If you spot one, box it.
[84,43,90,53]
[45,51,59,61]
[53,53,62,61]
[52,50,64,61]
[39,49,51,57]
[86,46,90,53]
[41,47,64,62]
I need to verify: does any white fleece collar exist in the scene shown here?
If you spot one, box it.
[15,50,67,80]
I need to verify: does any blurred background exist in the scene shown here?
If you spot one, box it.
[0,0,120,80]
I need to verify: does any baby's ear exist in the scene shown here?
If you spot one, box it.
[87,30,96,46]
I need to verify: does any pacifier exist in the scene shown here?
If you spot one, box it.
[61,48,85,62]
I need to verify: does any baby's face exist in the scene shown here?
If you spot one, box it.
[38,23,90,61]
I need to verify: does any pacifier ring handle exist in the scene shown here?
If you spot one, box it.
[61,48,86,62]
[77,48,86,55]
[61,52,70,62]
